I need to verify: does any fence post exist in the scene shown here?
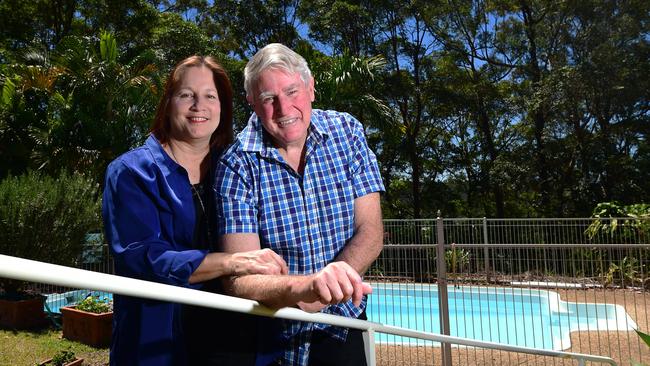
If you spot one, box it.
[436,212,452,366]
[483,217,491,283]
[363,329,377,366]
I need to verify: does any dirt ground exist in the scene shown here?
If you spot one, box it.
[375,288,650,366]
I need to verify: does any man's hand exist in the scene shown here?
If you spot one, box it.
[295,261,372,312]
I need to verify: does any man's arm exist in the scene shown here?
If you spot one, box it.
[219,233,371,310]
[334,192,384,274]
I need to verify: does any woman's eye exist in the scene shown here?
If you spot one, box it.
[178,93,193,99]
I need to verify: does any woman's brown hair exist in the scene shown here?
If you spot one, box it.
[151,56,234,149]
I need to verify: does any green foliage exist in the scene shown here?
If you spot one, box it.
[297,0,378,55]
[149,12,219,71]
[0,30,160,182]
[586,202,650,241]
[75,296,112,314]
[366,264,385,277]
[0,171,101,295]
[49,348,76,366]
[1,77,15,106]
[633,329,650,366]
[601,257,641,288]
[311,51,392,122]
[637,329,650,348]
[99,31,117,63]
[1,1,649,218]
[445,247,470,273]
[201,0,301,59]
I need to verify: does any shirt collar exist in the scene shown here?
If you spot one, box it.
[145,134,187,179]
[145,134,179,176]
[146,134,219,184]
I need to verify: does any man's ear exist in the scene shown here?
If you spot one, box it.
[246,93,253,105]
[309,77,315,102]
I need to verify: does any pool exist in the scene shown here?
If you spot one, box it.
[45,289,111,314]
[366,283,637,350]
[45,284,636,351]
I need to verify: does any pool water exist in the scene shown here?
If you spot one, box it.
[45,289,111,314]
[366,283,637,350]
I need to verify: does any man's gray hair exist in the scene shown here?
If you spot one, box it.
[244,43,312,98]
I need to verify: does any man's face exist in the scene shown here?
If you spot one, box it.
[248,68,315,151]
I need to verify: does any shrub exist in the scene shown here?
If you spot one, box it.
[75,296,112,314]
[0,170,101,296]
[49,348,76,366]
[586,201,650,240]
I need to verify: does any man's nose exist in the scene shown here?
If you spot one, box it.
[274,95,292,116]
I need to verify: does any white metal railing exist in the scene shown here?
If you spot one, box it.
[0,255,617,365]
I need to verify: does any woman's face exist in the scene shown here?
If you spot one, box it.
[168,66,221,145]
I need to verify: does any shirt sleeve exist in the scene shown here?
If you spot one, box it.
[346,113,386,198]
[102,159,207,287]
[214,153,259,235]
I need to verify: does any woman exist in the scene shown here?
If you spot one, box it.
[102,56,287,366]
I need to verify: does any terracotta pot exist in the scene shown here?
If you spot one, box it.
[60,306,112,347]
[0,295,47,330]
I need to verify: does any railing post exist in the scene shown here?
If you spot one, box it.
[436,213,452,366]
[483,217,491,283]
[363,328,377,366]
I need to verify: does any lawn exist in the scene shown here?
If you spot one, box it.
[0,328,109,365]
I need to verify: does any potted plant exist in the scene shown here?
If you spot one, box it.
[0,171,101,330]
[38,348,84,366]
[60,295,112,347]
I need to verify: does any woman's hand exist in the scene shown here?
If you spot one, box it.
[227,248,288,276]
[190,249,288,284]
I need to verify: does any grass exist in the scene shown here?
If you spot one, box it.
[0,327,109,365]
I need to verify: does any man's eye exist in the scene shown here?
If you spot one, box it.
[263,97,274,104]
[287,89,297,96]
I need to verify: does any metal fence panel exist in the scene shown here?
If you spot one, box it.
[33,217,650,365]
[369,218,650,365]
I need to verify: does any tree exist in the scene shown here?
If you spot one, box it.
[375,2,449,219]
[297,0,380,56]
[0,0,647,217]
[199,0,301,59]
[0,32,160,181]
[147,12,220,72]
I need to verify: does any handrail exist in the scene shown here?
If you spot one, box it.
[0,255,617,365]
[383,243,650,249]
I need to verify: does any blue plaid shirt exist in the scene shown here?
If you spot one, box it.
[214,109,384,365]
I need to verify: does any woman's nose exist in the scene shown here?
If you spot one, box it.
[191,96,205,109]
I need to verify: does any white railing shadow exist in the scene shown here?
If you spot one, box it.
[0,255,617,366]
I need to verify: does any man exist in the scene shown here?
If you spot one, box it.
[214,43,384,366]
